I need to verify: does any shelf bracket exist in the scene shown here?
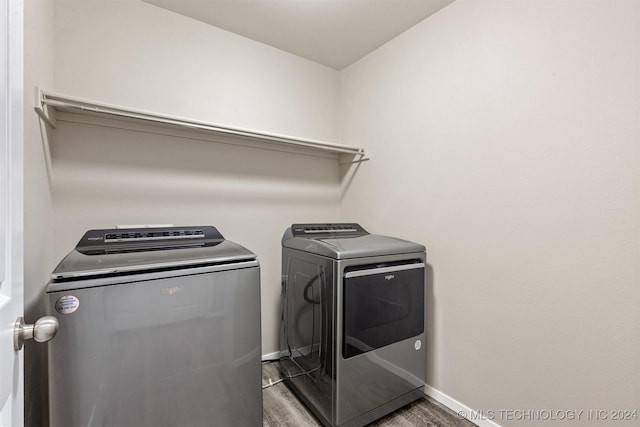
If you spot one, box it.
[34,86,57,129]
[339,154,370,165]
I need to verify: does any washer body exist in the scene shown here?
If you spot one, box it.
[46,226,262,427]
[281,223,426,427]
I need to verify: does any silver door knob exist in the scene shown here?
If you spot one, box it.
[14,316,59,351]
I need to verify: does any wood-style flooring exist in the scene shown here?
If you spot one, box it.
[262,362,477,427]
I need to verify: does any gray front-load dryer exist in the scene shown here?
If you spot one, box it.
[46,226,261,427]
[281,223,426,427]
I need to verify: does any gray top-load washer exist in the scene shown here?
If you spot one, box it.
[281,223,426,427]
[46,226,262,427]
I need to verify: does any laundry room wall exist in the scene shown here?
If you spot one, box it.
[339,0,640,426]
[50,0,342,360]
[24,1,55,426]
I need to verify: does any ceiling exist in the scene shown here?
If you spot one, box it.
[143,0,455,70]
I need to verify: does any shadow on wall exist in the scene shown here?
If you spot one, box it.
[24,108,57,427]
[49,120,343,204]
[339,156,365,203]
[425,263,436,388]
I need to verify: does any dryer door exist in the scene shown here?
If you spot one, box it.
[343,261,425,359]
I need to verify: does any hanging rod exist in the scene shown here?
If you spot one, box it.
[34,87,366,158]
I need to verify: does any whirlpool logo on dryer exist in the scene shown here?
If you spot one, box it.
[385,274,395,280]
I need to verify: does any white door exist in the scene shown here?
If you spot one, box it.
[0,0,24,426]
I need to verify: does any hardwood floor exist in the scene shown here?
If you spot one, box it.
[262,362,476,427]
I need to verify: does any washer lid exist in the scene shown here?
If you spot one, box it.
[282,224,425,259]
[51,226,256,280]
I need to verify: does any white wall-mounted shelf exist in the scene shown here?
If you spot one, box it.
[34,88,367,162]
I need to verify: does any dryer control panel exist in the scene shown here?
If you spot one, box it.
[290,223,368,237]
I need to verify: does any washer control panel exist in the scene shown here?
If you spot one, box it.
[75,226,224,255]
[104,229,205,243]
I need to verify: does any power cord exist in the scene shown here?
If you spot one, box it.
[261,360,320,390]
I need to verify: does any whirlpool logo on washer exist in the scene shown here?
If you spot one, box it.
[384,274,395,280]
[162,286,184,296]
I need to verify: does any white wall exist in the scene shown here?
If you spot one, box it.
[24,1,54,426]
[339,0,640,425]
[51,0,342,358]
[53,0,338,142]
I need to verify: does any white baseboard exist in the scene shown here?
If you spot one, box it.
[261,350,285,362]
[424,384,501,427]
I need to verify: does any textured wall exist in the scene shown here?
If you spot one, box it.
[339,0,640,425]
